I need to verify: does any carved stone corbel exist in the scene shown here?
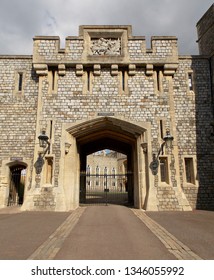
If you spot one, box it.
[76,64,83,76]
[128,64,136,76]
[93,64,101,76]
[33,64,48,76]
[111,64,118,76]
[65,142,72,154]
[141,142,148,153]
[146,64,153,76]
[58,64,66,76]
[163,64,178,76]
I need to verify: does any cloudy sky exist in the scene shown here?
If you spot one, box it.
[0,0,213,55]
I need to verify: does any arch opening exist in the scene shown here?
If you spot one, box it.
[76,123,139,206]
[8,164,26,206]
[80,143,133,206]
[65,116,148,209]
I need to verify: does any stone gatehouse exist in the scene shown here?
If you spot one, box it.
[0,5,214,211]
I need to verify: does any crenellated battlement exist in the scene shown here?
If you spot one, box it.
[33,25,178,75]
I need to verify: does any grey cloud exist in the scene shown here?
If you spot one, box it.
[0,0,213,55]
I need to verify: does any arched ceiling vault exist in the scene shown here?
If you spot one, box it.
[67,116,146,148]
[66,116,146,156]
[80,136,133,156]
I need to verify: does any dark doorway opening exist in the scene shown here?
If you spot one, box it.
[79,136,134,206]
[80,149,132,205]
[8,165,26,206]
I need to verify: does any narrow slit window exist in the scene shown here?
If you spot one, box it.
[48,67,58,93]
[159,157,169,184]
[50,120,53,141]
[119,69,128,94]
[18,73,23,91]
[51,70,56,91]
[157,70,160,91]
[122,70,125,91]
[160,120,164,139]
[87,70,90,92]
[184,158,195,184]
[188,73,193,90]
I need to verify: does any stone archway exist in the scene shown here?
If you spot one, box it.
[0,159,31,209]
[8,164,27,206]
[59,116,154,211]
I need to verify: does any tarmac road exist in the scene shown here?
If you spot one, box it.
[147,210,214,260]
[0,210,70,260]
[54,205,175,260]
[0,205,213,260]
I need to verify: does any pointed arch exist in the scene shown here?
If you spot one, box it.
[62,116,151,209]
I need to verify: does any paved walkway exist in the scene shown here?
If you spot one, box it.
[0,205,213,260]
[54,206,175,260]
[147,211,214,260]
[132,209,201,260]
[0,208,70,260]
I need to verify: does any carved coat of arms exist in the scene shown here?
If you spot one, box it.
[90,38,121,55]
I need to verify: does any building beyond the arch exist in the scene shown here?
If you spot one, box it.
[0,5,214,211]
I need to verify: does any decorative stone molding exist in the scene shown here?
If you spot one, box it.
[146,64,153,76]
[111,64,118,76]
[163,63,178,76]
[90,38,121,56]
[33,64,48,76]
[141,142,148,153]
[65,142,71,154]
[128,64,136,76]
[76,64,83,76]
[58,64,66,76]
[34,63,67,76]
[93,64,101,76]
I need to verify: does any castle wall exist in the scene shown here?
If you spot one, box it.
[0,56,38,207]
[197,4,214,56]
[196,4,214,210]
[0,21,214,211]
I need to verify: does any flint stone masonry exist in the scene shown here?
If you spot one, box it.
[0,11,214,211]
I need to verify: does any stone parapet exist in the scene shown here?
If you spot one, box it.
[33,26,178,71]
